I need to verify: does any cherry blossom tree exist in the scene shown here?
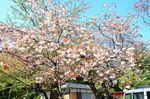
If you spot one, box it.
[1,0,88,98]
[72,7,141,98]
[0,1,143,99]
[9,0,88,27]
[134,0,150,25]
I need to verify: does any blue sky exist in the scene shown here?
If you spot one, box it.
[0,0,12,21]
[0,0,149,42]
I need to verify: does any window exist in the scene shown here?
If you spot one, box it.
[125,93,132,99]
[133,92,144,99]
[147,91,150,99]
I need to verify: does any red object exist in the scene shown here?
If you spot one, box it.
[112,92,124,99]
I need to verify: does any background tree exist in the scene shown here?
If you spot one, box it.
[118,48,150,89]
[0,53,38,99]
[135,48,150,86]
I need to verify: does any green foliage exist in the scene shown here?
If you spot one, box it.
[118,69,140,89]
[118,53,150,89]
[136,54,150,86]
[95,82,102,90]
[0,53,38,98]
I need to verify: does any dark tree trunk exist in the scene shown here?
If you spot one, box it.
[88,82,112,99]
[35,83,49,99]
[101,81,112,99]
[50,90,63,99]
[39,89,49,99]
[50,83,63,99]
[88,82,103,99]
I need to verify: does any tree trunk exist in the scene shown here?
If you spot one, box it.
[50,90,63,99]
[50,83,63,99]
[39,90,49,99]
[88,82,112,99]
[35,83,49,99]
[88,82,104,99]
[102,81,112,99]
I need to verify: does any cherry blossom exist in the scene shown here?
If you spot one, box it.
[0,1,142,99]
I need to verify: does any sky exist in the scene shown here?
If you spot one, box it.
[0,0,12,21]
[0,0,149,43]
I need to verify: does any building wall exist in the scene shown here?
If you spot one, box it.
[63,92,96,99]
[63,92,77,99]
[82,92,96,99]
[63,94,70,99]
[70,92,77,99]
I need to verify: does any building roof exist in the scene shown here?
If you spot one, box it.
[61,83,91,90]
